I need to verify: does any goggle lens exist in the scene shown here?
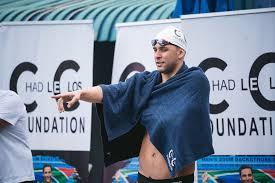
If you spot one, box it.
[151,39,170,47]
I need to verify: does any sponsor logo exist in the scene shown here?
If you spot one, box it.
[166,149,176,172]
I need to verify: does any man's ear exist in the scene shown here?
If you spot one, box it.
[177,48,186,60]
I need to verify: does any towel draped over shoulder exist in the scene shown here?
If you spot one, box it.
[100,64,214,177]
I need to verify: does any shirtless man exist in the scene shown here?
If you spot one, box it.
[53,26,213,182]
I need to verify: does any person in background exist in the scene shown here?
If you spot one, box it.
[202,164,254,183]
[202,171,209,183]
[0,90,35,183]
[239,165,254,183]
[43,164,52,183]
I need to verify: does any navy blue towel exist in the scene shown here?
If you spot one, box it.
[100,64,214,177]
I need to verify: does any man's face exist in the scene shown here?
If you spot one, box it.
[153,43,184,75]
[43,166,52,183]
[240,168,254,183]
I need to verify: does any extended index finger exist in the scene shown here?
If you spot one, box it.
[51,93,63,99]
[51,92,72,100]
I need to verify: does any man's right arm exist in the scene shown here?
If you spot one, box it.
[52,86,103,113]
[79,86,103,104]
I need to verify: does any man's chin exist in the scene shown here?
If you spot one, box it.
[156,67,165,73]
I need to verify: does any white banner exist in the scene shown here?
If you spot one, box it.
[113,8,275,155]
[0,21,94,151]
[181,8,275,155]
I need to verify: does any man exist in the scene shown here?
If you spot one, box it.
[53,26,214,182]
[239,165,254,183]
[42,164,52,183]
[0,90,35,183]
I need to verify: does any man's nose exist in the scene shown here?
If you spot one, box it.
[154,50,161,59]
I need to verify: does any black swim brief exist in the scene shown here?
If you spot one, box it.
[137,172,194,183]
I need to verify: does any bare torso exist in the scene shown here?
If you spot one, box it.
[139,131,195,179]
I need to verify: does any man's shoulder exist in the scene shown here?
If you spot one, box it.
[0,90,17,97]
[129,70,158,81]
[134,70,157,76]
[183,67,210,90]
[0,90,23,107]
[0,90,26,124]
[188,67,208,80]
